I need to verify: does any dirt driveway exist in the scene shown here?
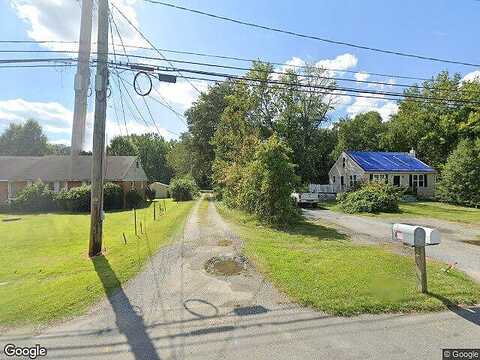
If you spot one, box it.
[304,208,480,283]
[1,199,479,360]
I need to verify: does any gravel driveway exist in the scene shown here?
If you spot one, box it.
[304,208,480,282]
[1,199,479,360]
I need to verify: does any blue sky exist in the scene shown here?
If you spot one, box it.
[0,0,479,149]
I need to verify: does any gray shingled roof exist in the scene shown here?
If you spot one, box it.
[0,156,148,182]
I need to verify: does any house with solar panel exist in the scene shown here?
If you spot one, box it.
[328,150,437,198]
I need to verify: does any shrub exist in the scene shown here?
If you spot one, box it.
[103,182,124,210]
[125,189,144,209]
[170,177,199,201]
[437,139,480,207]
[11,182,56,212]
[236,136,299,226]
[56,183,124,212]
[339,182,401,214]
[56,185,91,212]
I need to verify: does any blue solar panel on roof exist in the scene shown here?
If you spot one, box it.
[346,151,435,172]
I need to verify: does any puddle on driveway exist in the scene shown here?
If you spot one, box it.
[205,255,247,276]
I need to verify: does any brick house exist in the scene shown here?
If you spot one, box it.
[0,155,148,204]
[329,150,437,198]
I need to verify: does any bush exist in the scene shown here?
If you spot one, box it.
[56,185,91,212]
[125,189,144,209]
[339,182,401,214]
[103,183,124,210]
[56,183,124,212]
[236,136,299,226]
[170,177,199,201]
[11,182,56,212]
[437,139,480,207]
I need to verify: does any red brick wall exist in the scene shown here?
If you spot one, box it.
[0,182,7,203]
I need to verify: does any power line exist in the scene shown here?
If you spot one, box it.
[109,62,480,106]
[0,40,450,82]
[110,2,203,95]
[141,0,480,67]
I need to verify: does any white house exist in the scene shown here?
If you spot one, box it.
[328,150,436,197]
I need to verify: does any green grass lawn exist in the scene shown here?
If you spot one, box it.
[217,202,480,315]
[319,201,480,225]
[0,199,194,327]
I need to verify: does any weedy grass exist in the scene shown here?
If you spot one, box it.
[217,202,480,315]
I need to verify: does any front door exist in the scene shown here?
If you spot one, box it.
[393,175,400,187]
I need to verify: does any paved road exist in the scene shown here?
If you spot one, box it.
[304,208,480,283]
[1,199,479,360]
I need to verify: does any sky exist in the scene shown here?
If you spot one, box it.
[0,0,479,149]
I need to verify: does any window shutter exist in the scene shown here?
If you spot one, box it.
[385,174,388,184]
[424,174,428,187]
[370,174,373,181]
[409,174,412,188]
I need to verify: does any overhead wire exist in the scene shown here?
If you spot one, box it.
[141,0,480,67]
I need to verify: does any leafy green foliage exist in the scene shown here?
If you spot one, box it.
[170,176,200,201]
[184,81,235,188]
[236,136,299,225]
[339,182,401,213]
[10,182,56,212]
[107,134,173,183]
[125,189,144,209]
[56,185,91,212]
[332,111,386,159]
[103,183,124,210]
[437,139,480,207]
[0,119,48,156]
[107,136,138,156]
[56,183,124,212]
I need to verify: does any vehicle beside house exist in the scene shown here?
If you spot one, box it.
[0,155,148,205]
[328,150,436,198]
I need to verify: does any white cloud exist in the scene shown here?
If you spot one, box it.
[0,98,72,126]
[462,71,480,83]
[315,53,358,77]
[355,71,370,82]
[10,0,147,53]
[152,80,209,109]
[346,94,398,121]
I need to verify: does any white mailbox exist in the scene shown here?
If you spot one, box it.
[392,224,426,247]
[421,226,441,245]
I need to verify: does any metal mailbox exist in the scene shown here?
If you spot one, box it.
[422,226,441,245]
[392,224,426,247]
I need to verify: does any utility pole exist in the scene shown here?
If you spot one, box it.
[89,0,109,257]
[71,0,93,156]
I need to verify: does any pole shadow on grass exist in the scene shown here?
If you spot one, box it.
[92,255,161,360]
[428,292,480,326]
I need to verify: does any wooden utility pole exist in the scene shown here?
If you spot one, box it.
[71,0,93,156]
[89,0,109,257]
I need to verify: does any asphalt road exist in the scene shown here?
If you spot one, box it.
[304,208,480,283]
[1,200,479,360]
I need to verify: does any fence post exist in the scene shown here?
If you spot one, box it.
[134,208,137,235]
[153,202,156,220]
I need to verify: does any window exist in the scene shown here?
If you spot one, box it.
[332,176,336,183]
[373,174,386,182]
[340,176,344,186]
[349,175,358,187]
[413,174,426,188]
[342,158,346,168]
[53,182,60,193]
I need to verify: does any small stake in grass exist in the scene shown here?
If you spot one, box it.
[163,199,166,212]
[153,202,156,220]
[123,233,127,245]
[140,221,143,235]
[133,208,137,235]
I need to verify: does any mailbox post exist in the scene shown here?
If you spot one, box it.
[392,224,435,294]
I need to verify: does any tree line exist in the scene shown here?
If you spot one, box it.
[1,65,479,219]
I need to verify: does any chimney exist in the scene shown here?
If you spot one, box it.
[409,148,416,158]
